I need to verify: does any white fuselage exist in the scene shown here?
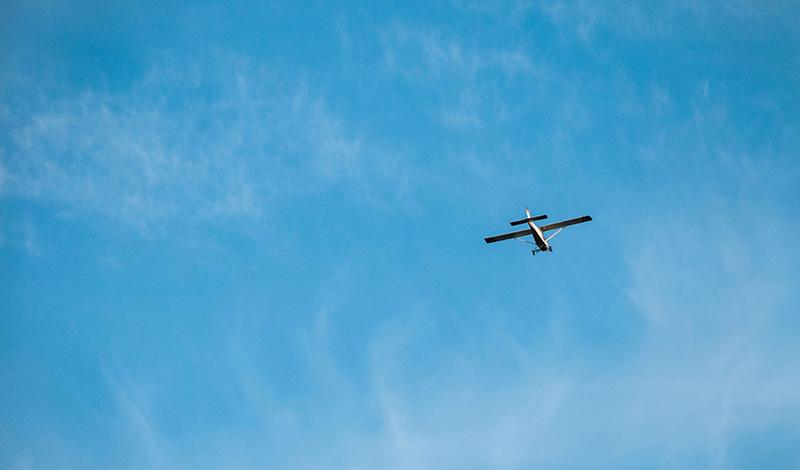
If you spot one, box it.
[527,220,549,251]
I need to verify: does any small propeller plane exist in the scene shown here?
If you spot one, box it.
[485,208,592,255]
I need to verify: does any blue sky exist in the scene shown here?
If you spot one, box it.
[2,1,800,468]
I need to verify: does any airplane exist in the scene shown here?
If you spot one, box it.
[484,208,592,255]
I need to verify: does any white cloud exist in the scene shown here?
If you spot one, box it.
[620,205,800,466]
[0,54,416,237]
[381,23,540,131]
[0,213,42,256]
[101,363,172,469]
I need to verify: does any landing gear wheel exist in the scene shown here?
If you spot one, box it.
[531,250,536,256]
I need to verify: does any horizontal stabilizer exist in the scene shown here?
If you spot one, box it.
[484,228,533,244]
[539,215,592,232]
[510,214,548,226]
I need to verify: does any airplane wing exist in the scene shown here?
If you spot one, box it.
[538,216,592,232]
[484,228,533,244]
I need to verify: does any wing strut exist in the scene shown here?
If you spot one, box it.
[544,227,563,242]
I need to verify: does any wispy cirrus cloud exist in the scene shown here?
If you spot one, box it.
[103,365,171,469]
[0,53,416,237]
[381,23,541,131]
[620,205,800,467]
[533,0,799,45]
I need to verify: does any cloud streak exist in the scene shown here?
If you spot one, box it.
[1,53,416,237]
